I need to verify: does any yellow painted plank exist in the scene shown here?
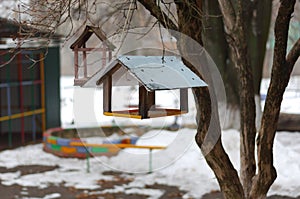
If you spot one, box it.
[104,112,142,119]
[70,142,166,150]
[0,109,45,122]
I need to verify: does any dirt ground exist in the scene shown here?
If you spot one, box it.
[0,165,299,199]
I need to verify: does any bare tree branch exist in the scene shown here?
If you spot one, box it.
[287,37,300,67]
[137,0,178,31]
[250,0,297,198]
[217,0,236,31]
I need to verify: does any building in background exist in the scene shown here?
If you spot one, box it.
[0,18,61,149]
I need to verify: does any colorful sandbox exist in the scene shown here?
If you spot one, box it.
[43,127,137,158]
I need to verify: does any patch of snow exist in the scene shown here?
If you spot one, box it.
[21,193,61,199]
[124,188,164,199]
[261,75,300,114]
[0,171,20,185]
[43,193,61,199]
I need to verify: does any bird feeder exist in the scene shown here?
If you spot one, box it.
[70,26,207,119]
[81,55,207,119]
[70,25,115,86]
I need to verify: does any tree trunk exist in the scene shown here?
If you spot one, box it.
[245,0,272,129]
[217,1,257,197]
[202,0,240,113]
[202,0,272,130]
[250,1,298,198]
[175,1,245,198]
[245,0,272,96]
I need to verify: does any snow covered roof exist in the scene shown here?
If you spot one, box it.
[84,55,207,90]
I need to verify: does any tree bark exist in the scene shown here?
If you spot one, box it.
[202,0,240,124]
[137,0,178,31]
[248,0,272,96]
[250,1,298,198]
[217,1,257,197]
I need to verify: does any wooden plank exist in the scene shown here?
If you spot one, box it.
[103,109,187,119]
[83,44,87,78]
[104,111,142,119]
[102,48,107,67]
[74,78,88,86]
[103,76,112,112]
[74,47,79,79]
[180,88,188,112]
[148,91,155,111]
[108,51,112,61]
[139,85,148,118]
[96,62,122,85]
[148,108,187,118]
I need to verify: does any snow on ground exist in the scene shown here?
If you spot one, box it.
[261,75,300,113]
[0,129,300,198]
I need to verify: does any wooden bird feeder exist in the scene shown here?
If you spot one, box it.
[70,25,116,86]
[81,55,207,119]
[70,26,207,119]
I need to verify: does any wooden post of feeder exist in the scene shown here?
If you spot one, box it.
[102,45,107,67]
[108,49,112,62]
[103,75,112,112]
[83,43,87,78]
[74,46,79,79]
[139,85,155,119]
[180,88,188,113]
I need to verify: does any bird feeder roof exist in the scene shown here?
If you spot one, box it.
[70,25,116,50]
[84,55,207,90]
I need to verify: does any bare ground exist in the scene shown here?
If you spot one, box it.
[0,165,299,199]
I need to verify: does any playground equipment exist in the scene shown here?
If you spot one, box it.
[0,51,46,147]
[0,18,61,149]
[44,127,126,158]
[43,127,166,172]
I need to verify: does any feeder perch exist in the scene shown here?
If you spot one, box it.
[81,55,207,119]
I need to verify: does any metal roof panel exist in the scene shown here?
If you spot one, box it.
[118,56,207,90]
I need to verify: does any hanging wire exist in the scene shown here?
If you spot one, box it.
[157,0,168,63]
[116,0,136,55]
